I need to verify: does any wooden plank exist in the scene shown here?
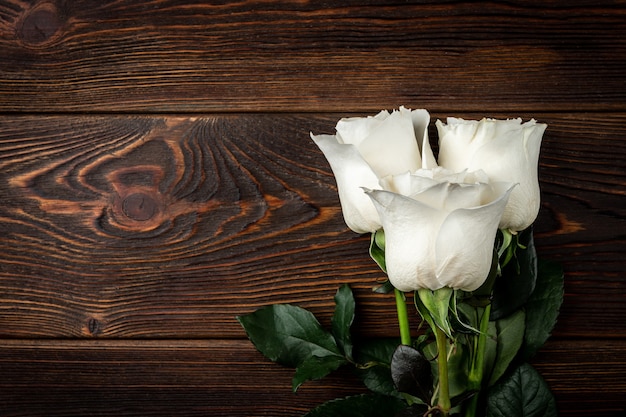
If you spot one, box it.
[532,339,626,416]
[0,1,625,112]
[0,113,624,339]
[0,339,624,416]
[0,339,367,417]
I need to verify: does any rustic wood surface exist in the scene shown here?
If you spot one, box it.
[1,1,625,416]
[1,0,625,113]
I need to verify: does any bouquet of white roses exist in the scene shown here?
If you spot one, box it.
[239,107,563,417]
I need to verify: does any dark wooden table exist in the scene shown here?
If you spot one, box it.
[1,1,625,416]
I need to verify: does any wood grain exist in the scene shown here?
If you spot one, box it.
[1,1,625,414]
[0,0,625,112]
[1,113,624,339]
[0,339,624,417]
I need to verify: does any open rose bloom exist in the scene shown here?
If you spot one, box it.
[311,108,545,292]
[310,106,435,233]
[437,117,546,232]
[370,171,513,291]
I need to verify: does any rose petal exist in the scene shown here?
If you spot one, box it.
[311,133,382,233]
[355,108,423,178]
[435,183,513,290]
[367,189,445,291]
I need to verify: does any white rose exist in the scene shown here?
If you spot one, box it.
[311,107,436,233]
[380,166,489,196]
[436,117,546,231]
[367,176,514,291]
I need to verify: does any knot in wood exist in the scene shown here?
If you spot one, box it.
[86,317,102,336]
[122,192,157,221]
[18,4,62,45]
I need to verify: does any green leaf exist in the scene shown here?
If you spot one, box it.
[353,338,401,397]
[496,228,514,261]
[293,355,347,392]
[303,394,408,417]
[369,229,387,273]
[390,345,432,402]
[456,301,481,330]
[373,279,395,294]
[450,291,481,334]
[332,284,355,361]
[522,259,564,359]
[491,228,537,320]
[488,309,526,386]
[416,288,454,338]
[354,338,400,366]
[358,364,400,398]
[237,304,342,367]
[414,296,438,342]
[487,363,557,417]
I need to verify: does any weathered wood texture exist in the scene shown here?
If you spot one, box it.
[0,0,625,113]
[1,114,624,339]
[1,114,625,416]
[1,339,625,417]
[1,0,625,416]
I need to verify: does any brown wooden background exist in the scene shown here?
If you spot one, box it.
[1,1,625,416]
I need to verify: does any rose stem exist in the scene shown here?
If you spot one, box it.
[434,325,451,416]
[394,288,411,346]
[465,303,492,417]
